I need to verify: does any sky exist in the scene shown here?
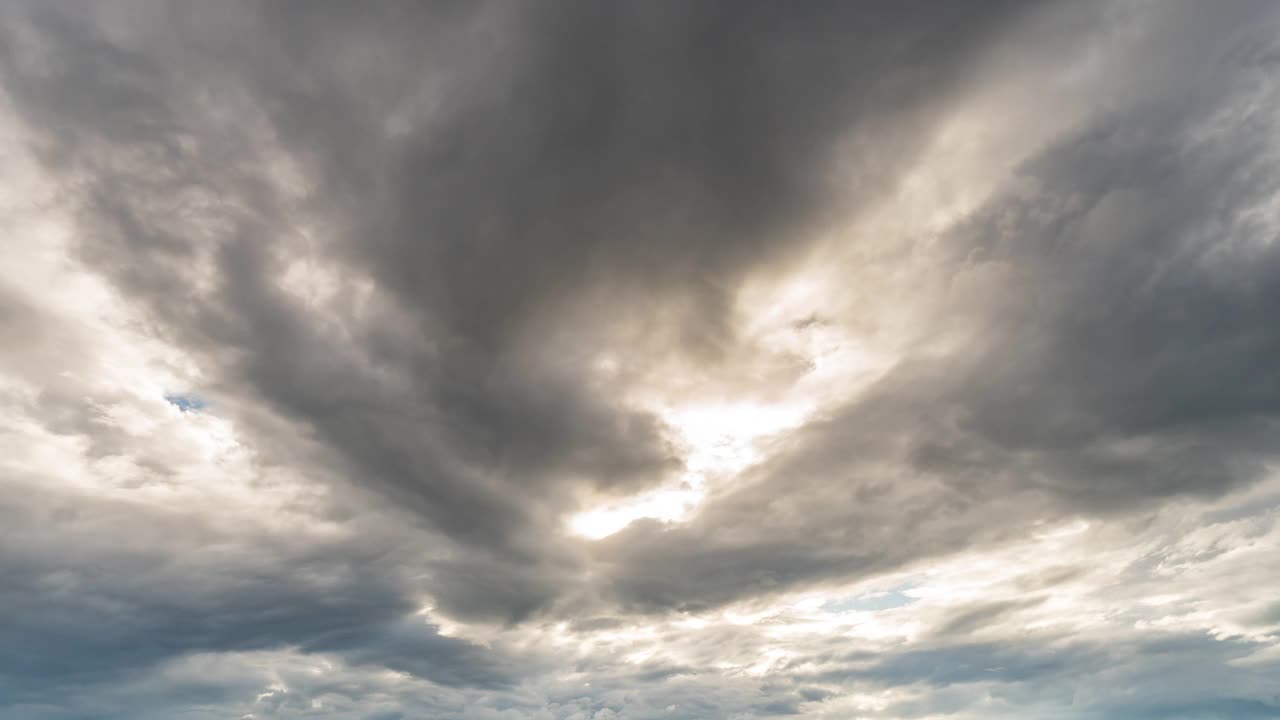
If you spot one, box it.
[1,1,1280,718]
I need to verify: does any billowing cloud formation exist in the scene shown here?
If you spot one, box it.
[2,1,1279,718]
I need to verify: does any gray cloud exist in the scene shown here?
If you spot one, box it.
[2,1,1280,718]
[0,0,1044,609]
[0,488,519,705]
[592,5,1280,612]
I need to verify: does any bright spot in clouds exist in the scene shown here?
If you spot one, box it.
[568,400,810,539]
[568,485,701,540]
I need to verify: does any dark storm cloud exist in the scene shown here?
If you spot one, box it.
[0,490,517,706]
[0,0,674,568]
[332,0,1029,351]
[594,2,1280,612]
[0,0,1040,613]
[832,51,1280,512]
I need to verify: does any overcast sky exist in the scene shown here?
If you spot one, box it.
[2,1,1280,718]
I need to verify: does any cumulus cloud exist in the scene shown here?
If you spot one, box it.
[1,0,1279,718]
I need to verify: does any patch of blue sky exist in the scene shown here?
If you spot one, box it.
[822,586,916,614]
[164,393,208,413]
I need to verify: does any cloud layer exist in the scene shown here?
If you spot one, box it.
[2,1,1279,718]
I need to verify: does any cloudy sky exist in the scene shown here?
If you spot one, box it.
[2,1,1280,718]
